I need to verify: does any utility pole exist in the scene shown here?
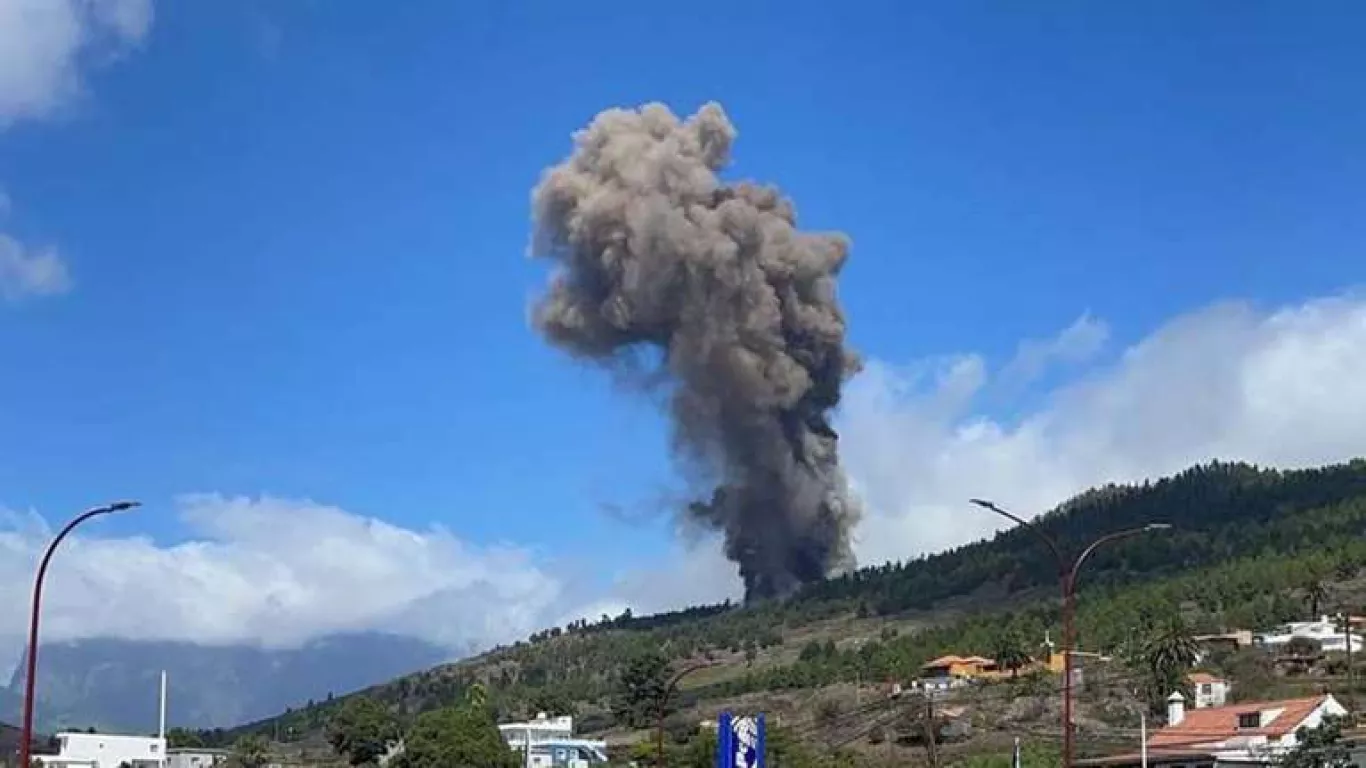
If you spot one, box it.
[1140,712,1148,768]
[1339,612,1356,720]
[922,696,940,768]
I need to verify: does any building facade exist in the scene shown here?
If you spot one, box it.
[1078,693,1348,767]
[1187,672,1230,709]
[34,732,166,768]
[165,748,229,768]
[497,714,607,768]
[1255,616,1364,653]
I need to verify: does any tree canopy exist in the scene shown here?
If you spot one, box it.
[327,696,400,767]
[394,704,518,768]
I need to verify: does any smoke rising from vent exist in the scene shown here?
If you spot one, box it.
[528,102,861,601]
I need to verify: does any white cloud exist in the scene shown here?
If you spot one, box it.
[842,292,1366,566]
[0,0,153,303]
[0,495,565,658]
[998,312,1109,389]
[2,292,1364,658]
[0,233,71,300]
[0,0,153,126]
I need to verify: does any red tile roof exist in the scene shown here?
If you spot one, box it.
[1187,672,1225,684]
[1150,695,1330,748]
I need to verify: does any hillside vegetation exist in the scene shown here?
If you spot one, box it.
[210,459,1366,764]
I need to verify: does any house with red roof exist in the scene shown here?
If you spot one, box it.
[1077,692,1348,767]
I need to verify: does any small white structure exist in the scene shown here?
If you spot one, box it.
[497,714,607,768]
[35,733,167,768]
[165,749,229,768]
[498,713,575,745]
[1188,672,1230,709]
[1254,616,1364,653]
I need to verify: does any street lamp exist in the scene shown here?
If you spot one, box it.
[969,498,1170,768]
[18,501,140,768]
[656,661,715,768]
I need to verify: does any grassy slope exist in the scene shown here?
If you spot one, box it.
[225,459,1366,761]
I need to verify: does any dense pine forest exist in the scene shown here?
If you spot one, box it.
[207,459,1366,764]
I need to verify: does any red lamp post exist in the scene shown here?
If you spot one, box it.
[655,662,715,767]
[970,498,1169,768]
[18,501,140,768]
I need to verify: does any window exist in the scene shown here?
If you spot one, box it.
[1201,683,1212,695]
[1237,712,1260,728]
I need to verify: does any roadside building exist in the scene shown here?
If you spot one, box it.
[1186,672,1230,709]
[165,748,229,768]
[1255,616,1364,653]
[497,714,607,767]
[1076,692,1348,767]
[33,732,166,768]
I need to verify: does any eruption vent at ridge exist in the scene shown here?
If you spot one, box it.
[527,102,862,601]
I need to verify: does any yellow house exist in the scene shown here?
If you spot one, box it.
[921,654,1000,680]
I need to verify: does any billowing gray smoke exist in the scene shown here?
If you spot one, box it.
[528,102,861,601]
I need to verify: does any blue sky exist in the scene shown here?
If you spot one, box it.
[1,0,1364,652]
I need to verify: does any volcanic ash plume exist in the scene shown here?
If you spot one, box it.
[528,102,861,601]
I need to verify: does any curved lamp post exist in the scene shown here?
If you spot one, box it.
[970,498,1169,768]
[655,661,715,767]
[18,501,140,768]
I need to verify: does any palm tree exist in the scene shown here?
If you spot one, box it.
[1305,578,1331,618]
[1142,616,1199,710]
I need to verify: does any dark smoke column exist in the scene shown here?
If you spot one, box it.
[528,102,861,601]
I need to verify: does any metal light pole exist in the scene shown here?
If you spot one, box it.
[970,498,1169,768]
[18,501,140,768]
[655,662,714,768]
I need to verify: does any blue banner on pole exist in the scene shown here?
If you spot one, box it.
[715,711,765,768]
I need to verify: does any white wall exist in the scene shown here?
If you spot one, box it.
[1278,697,1348,749]
[40,733,166,768]
[166,751,227,768]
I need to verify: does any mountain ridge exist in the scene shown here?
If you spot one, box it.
[2,632,457,733]
[223,458,1366,748]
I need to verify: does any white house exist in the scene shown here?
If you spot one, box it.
[34,732,167,768]
[1254,616,1364,653]
[498,713,575,745]
[1187,672,1230,709]
[1077,693,1348,767]
[497,714,607,768]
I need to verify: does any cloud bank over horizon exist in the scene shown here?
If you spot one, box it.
[2,290,1364,657]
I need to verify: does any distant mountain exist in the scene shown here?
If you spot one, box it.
[0,720,21,761]
[1,633,454,733]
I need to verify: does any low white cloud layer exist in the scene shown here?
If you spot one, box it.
[842,292,1366,565]
[2,291,1363,658]
[0,233,71,301]
[0,0,153,126]
[0,495,565,661]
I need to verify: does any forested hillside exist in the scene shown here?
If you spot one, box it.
[219,459,1366,759]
